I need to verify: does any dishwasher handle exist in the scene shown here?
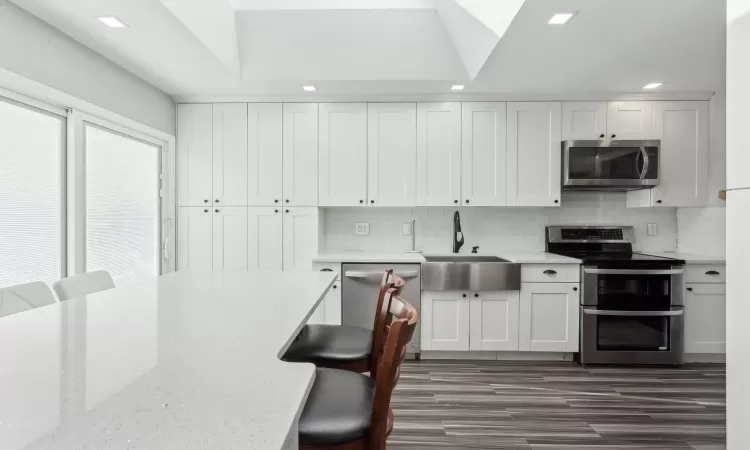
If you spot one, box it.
[345,270,419,280]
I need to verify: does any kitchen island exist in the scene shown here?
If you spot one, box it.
[0,271,336,450]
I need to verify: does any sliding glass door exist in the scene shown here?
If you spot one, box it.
[0,97,65,287]
[84,123,162,286]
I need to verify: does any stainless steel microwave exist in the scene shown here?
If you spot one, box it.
[562,140,660,191]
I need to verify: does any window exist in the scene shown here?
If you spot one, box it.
[84,124,161,286]
[0,97,65,288]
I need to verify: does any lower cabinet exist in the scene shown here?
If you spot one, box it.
[519,282,580,352]
[685,283,726,353]
[421,291,471,351]
[309,281,340,325]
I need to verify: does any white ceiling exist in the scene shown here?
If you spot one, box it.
[9,0,725,97]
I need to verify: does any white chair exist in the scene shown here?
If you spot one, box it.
[0,281,57,317]
[53,270,115,301]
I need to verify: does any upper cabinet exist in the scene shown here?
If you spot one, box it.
[213,104,248,207]
[507,102,562,207]
[178,104,213,206]
[319,103,368,206]
[562,102,607,140]
[607,101,657,139]
[416,102,462,206]
[247,103,283,206]
[367,103,417,207]
[283,104,319,206]
[461,102,508,206]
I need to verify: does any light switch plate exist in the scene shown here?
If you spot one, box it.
[355,222,370,236]
[402,222,412,236]
[647,223,657,236]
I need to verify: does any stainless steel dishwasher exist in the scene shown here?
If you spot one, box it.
[341,263,421,356]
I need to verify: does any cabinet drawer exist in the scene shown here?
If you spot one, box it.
[313,262,341,279]
[685,265,725,284]
[521,264,579,283]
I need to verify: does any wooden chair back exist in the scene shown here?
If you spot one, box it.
[369,273,404,377]
[368,292,418,450]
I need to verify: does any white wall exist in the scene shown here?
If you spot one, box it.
[322,193,678,254]
[0,0,175,135]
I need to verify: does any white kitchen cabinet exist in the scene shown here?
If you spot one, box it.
[461,102,507,206]
[507,102,562,207]
[562,102,607,140]
[212,104,248,206]
[247,103,283,206]
[469,291,520,351]
[178,104,213,207]
[627,101,709,208]
[421,291,471,351]
[324,281,341,325]
[367,103,417,206]
[282,207,319,271]
[607,101,656,139]
[212,207,248,271]
[319,103,368,206]
[685,283,726,354]
[247,207,283,270]
[519,282,580,352]
[177,207,213,270]
[283,103,319,206]
[416,102,462,206]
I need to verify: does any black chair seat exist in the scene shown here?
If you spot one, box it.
[284,324,372,362]
[299,368,375,446]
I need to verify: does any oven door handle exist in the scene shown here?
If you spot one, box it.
[583,268,684,275]
[582,308,684,317]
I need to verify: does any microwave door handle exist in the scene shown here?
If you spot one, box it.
[640,146,649,180]
[635,149,643,179]
[583,308,684,317]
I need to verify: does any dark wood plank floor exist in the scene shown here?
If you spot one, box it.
[388,361,726,450]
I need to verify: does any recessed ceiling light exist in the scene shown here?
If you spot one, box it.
[547,12,577,25]
[451,85,465,91]
[97,16,128,28]
[643,82,663,89]
[302,85,317,92]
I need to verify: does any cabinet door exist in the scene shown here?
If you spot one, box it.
[417,102,461,206]
[519,282,580,352]
[212,207,248,271]
[213,104,248,206]
[319,103,368,206]
[421,291,470,351]
[283,103,319,206]
[562,102,607,140]
[650,101,709,207]
[685,283,726,353]
[282,207,319,272]
[177,207,213,270]
[367,103,417,207]
[461,102,507,206]
[178,104,213,206]
[247,207,283,270]
[607,101,656,139]
[469,291,519,351]
[324,281,342,325]
[247,103,283,206]
[507,102,562,207]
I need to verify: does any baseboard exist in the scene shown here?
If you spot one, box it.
[420,351,575,361]
[684,353,726,363]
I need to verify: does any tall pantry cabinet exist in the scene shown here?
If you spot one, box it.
[177,103,319,272]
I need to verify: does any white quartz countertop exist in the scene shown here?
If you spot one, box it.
[639,252,726,264]
[314,251,581,264]
[0,271,336,450]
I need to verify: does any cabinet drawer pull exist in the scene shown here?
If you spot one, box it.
[687,287,693,291]
[543,269,557,275]
[705,270,720,275]
[320,268,333,272]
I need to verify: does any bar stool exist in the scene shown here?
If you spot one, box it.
[297,289,418,450]
[53,270,115,301]
[284,270,404,377]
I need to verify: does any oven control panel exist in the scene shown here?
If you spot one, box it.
[561,228,624,241]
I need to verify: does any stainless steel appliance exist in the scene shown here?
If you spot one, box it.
[546,226,686,365]
[342,263,421,355]
[562,140,660,191]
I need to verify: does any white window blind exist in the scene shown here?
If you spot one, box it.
[85,124,161,286]
[0,98,64,288]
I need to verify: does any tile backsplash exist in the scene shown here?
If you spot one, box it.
[322,193,679,253]
[676,207,726,256]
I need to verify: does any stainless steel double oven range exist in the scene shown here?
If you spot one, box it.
[547,226,686,365]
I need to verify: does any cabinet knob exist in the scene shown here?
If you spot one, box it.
[687,287,693,291]
[285,199,290,203]
[465,199,470,204]
[554,199,559,204]
[474,293,479,298]
[285,209,290,213]
[274,209,279,213]
[359,200,364,204]
[454,200,458,204]
[573,286,578,291]
[332,285,337,290]
[462,294,467,298]
[274,199,279,203]
[611,134,616,139]
[599,133,605,138]
[204,199,208,203]
[204,209,208,213]
[215,209,219,213]
[215,199,219,203]
[656,200,662,204]
[370,200,375,204]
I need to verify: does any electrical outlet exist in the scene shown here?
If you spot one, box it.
[647,223,657,236]
[402,222,412,236]
[355,222,370,236]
